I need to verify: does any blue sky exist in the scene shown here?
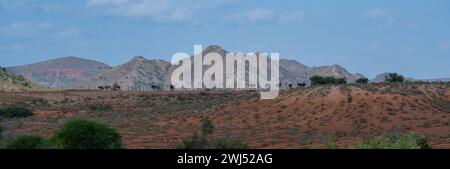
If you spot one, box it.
[1,0,449,79]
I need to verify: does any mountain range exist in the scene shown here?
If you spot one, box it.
[371,72,450,83]
[6,45,363,89]
[5,45,448,90]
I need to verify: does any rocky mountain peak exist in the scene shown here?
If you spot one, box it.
[131,56,147,62]
[203,45,227,56]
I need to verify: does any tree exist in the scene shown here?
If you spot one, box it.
[201,117,214,136]
[177,117,249,149]
[355,77,369,84]
[176,132,209,149]
[335,78,347,84]
[177,117,213,149]
[310,76,347,85]
[385,73,404,83]
[353,133,431,149]
[0,105,33,118]
[52,119,123,149]
[310,76,325,85]
[6,135,53,149]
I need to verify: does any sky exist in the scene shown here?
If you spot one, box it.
[0,0,449,79]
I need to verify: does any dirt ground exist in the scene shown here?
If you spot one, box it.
[1,82,449,149]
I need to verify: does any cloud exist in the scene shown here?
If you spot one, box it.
[278,10,304,24]
[0,0,62,12]
[0,21,53,36]
[234,9,304,24]
[86,0,129,6]
[87,0,170,18]
[367,8,385,18]
[234,8,274,23]
[6,21,51,30]
[367,8,398,26]
[86,0,237,23]
[386,17,398,25]
[0,0,32,10]
[1,21,82,40]
[52,27,81,39]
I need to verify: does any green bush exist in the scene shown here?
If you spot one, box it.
[322,135,337,149]
[22,81,30,88]
[355,77,369,84]
[201,117,214,136]
[0,105,33,118]
[334,77,347,85]
[88,104,113,112]
[176,133,209,149]
[6,135,52,149]
[177,117,249,149]
[211,138,249,149]
[52,119,122,149]
[310,76,324,85]
[354,133,431,149]
[385,73,405,83]
[177,134,249,149]
[310,76,347,85]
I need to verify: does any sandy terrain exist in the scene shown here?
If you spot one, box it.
[1,82,449,148]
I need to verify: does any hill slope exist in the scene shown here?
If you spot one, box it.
[188,83,450,148]
[7,56,111,88]
[0,66,46,92]
[0,83,448,148]
[70,56,174,89]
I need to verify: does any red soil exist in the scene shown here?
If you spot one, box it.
[1,83,449,148]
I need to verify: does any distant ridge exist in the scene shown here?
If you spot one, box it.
[8,45,367,89]
[7,56,111,88]
[417,78,450,82]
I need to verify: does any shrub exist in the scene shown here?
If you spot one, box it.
[385,73,404,83]
[88,104,113,112]
[201,117,214,136]
[22,81,30,88]
[177,134,249,149]
[15,75,26,82]
[6,135,53,149]
[0,105,33,118]
[177,117,249,149]
[176,133,209,149]
[354,133,431,149]
[310,76,326,85]
[310,76,347,85]
[333,77,347,85]
[322,135,336,149]
[355,77,369,84]
[212,138,249,149]
[52,119,122,149]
